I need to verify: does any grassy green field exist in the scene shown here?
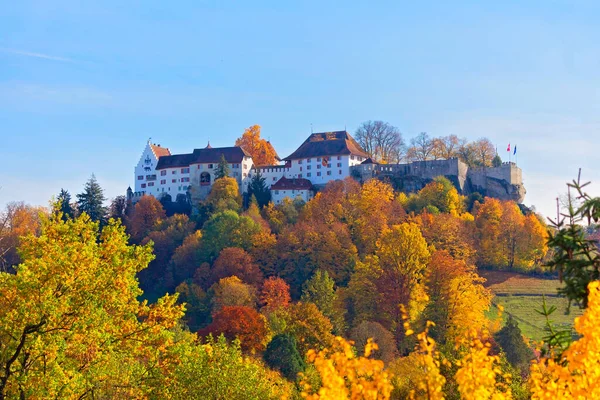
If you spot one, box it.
[479,270,583,341]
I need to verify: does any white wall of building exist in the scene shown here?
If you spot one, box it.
[271,188,313,205]
[133,143,160,196]
[285,154,365,185]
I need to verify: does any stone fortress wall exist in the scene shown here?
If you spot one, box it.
[351,158,526,203]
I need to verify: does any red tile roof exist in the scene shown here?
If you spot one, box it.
[150,144,171,158]
[284,131,368,160]
[270,177,313,190]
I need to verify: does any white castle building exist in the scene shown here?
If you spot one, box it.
[129,131,369,205]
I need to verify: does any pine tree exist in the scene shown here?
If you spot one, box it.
[492,154,502,167]
[494,315,534,373]
[263,334,306,380]
[76,175,106,223]
[109,195,128,220]
[215,154,230,180]
[56,189,74,220]
[248,171,271,208]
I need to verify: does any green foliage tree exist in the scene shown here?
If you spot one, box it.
[492,154,502,167]
[215,153,230,180]
[55,188,74,220]
[264,334,306,381]
[301,270,343,333]
[76,174,106,223]
[157,334,292,399]
[248,171,271,208]
[494,315,534,374]
[200,210,261,261]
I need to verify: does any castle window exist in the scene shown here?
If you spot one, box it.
[337,156,341,160]
[317,164,321,169]
[327,164,331,168]
[181,177,190,183]
[137,175,143,180]
[307,165,311,170]
[307,172,312,177]
[298,160,303,164]
[351,155,355,160]
[306,158,311,163]
[148,182,154,187]
[181,168,190,174]
[327,171,331,176]
[275,190,279,195]
[337,163,342,167]
[273,177,277,181]
[317,172,321,177]
[208,164,214,169]
[161,170,167,176]
[141,183,146,188]
[146,174,156,181]
[200,172,211,186]
[172,179,176,183]
[160,179,166,184]
[339,170,342,174]
[317,157,321,162]
[172,170,177,174]
[298,174,302,178]
[300,167,302,171]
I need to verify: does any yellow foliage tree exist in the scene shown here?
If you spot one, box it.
[529,281,600,399]
[300,336,393,400]
[235,124,278,166]
[455,329,512,400]
[0,214,184,399]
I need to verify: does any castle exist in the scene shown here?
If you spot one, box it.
[129,131,526,206]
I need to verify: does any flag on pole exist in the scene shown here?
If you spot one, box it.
[513,145,517,155]
[507,143,511,152]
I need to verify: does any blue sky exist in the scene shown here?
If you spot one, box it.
[1,0,598,219]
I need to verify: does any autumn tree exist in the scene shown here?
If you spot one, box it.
[354,120,405,163]
[373,223,431,345]
[210,247,263,287]
[211,276,257,311]
[235,124,278,166]
[169,230,203,284]
[472,137,496,167]
[430,135,465,160]
[205,176,242,213]
[271,302,335,355]
[139,213,196,297]
[76,174,106,223]
[494,316,534,375]
[0,214,185,399]
[157,334,292,399]
[474,197,504,267]
[418,212,476,263]
[0,202,44,272]
[300,336,393,399]
[127,195,166,243]
[349,321,398,364]
[260,276,291,311]
[201,305,268,352]
[407,176,464,215]
[276,220,358,297]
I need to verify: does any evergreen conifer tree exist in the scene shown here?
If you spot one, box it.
[494,315,534,373]
[215,154,230,180]
[492,154,503,167]
[76,175,107,223]
[248,171,271,208]
[109,195,128,220]
[263,334,306,380]
[56,189,74,220]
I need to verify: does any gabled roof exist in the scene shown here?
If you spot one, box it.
[361,157,378,165]
[150,144,171,158]
[284,131,368,160]
[155,146,252,170]
[270,176,313,191]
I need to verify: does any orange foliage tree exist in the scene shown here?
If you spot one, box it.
[235,124,278,166]
[210,247,264,287]
[127,195,166,243]
[260,276,291,311]
[201,305,268,352]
